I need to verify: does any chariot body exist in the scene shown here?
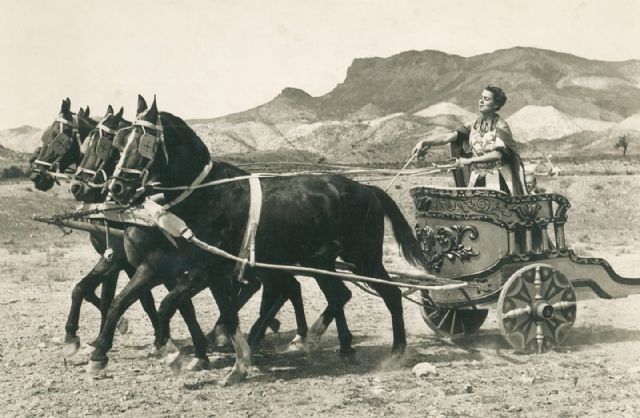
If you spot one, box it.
[410,186,640,353]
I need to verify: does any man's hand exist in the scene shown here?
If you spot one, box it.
[411,140,430,157]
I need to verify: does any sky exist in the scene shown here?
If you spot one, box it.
[1,0,639,130]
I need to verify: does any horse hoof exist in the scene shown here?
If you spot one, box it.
[62,337,81,357]
[116,317,129,335]
[185,357,210,372]
[87,359,108,373]
[158,339,179,357]
[164,350,182,369]
[288,335,306,352]
[215,334,231,347]
[148,346,161,357]
[269,318,281,334]
[78,344,96,357]
[220,369,247,386]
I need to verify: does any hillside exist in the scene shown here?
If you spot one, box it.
[4,47,640,164]
[0,125,42,153]
[187,47,640,163]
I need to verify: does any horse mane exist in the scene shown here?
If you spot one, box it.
[156,111,211,186]
[160,112,209,159]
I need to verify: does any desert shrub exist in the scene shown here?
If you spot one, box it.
[1,165,27,179]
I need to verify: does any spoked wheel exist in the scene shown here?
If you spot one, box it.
[420,290,488,339]
[497,264,577,354]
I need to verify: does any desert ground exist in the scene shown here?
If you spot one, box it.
[1,169,640,417]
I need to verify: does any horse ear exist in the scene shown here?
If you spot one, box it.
[147,95,158,121]
[137,95,148,115]
[85,106,90,118]
[78,107,85,119]
[106,105,114,116]
[116,107,124,118]
[60,98,71,116]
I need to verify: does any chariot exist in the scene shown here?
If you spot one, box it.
[409,186,640,353]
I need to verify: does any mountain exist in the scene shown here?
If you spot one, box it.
[0,125,42,153]
[189,47,640,162]
[6,47,640,162]
[507,106,583,142]
[413,102,475,121]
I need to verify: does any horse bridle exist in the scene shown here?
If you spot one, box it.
[75,121,119,188]
[109,115,168,201]
[33,115,83,172]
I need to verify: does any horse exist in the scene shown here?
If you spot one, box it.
[27,102,157,357]
[91,95,427,384]
[30,98,96,191]
[57,105,175,358]
[70,105,273,371]
[78,97,309,377]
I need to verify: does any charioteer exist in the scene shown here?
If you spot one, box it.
[412,85,528,195]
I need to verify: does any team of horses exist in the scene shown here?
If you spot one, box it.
[30,97,430,385]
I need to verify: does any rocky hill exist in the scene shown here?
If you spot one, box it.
[5,47,640,164]
[187,47,640,163]
[0,125,42,154]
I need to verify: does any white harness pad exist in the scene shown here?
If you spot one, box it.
[234,175,263,282]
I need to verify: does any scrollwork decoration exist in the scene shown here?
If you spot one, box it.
[415,224,480,272]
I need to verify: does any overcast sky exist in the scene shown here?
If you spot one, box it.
[1,0,639,130]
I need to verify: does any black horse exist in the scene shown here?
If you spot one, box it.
[90,95,427,384]
[28,102,160,357]
[30,98,96,191]
[60,105,171,358]
[71,105,279,371]
[78,97,309,377]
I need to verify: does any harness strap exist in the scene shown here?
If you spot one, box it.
[34,160,53,168]
[97,123,116,134]
[162,160,213,210]
[234,175,263,283]
[134,117,168,163]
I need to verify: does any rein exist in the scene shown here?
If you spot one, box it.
[149,166,449,193]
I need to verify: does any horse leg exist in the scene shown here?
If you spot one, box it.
[124,264,160,337]
[281,276,309,352]
[206,276,259,347]
[63,256,115,357]
[155,274,210,371]
[206,272,281,347]
[209,273,251,386]
[307,276,354,356]
[247,273,287,348]
[87,263,162,372]
[368,267,406,356]
[98,271,117,328]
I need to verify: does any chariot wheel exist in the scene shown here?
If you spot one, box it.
[497,264,577,354]
[420,291,488,339]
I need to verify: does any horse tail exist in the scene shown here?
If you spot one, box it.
[367,185,428,269]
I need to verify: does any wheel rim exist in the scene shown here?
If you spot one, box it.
[497,264,577,354]
[420,291,488,339]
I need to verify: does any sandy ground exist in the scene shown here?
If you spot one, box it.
[1,174,640,417]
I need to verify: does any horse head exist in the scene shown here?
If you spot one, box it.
[107,95,167,204]
[30,98,97,191]
[71,105,129,202]
[107,95,210,205]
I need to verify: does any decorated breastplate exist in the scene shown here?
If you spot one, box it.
[469,124,502,175]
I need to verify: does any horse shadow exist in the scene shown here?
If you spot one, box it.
[561,325,640,350]
[127,322,640,385]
